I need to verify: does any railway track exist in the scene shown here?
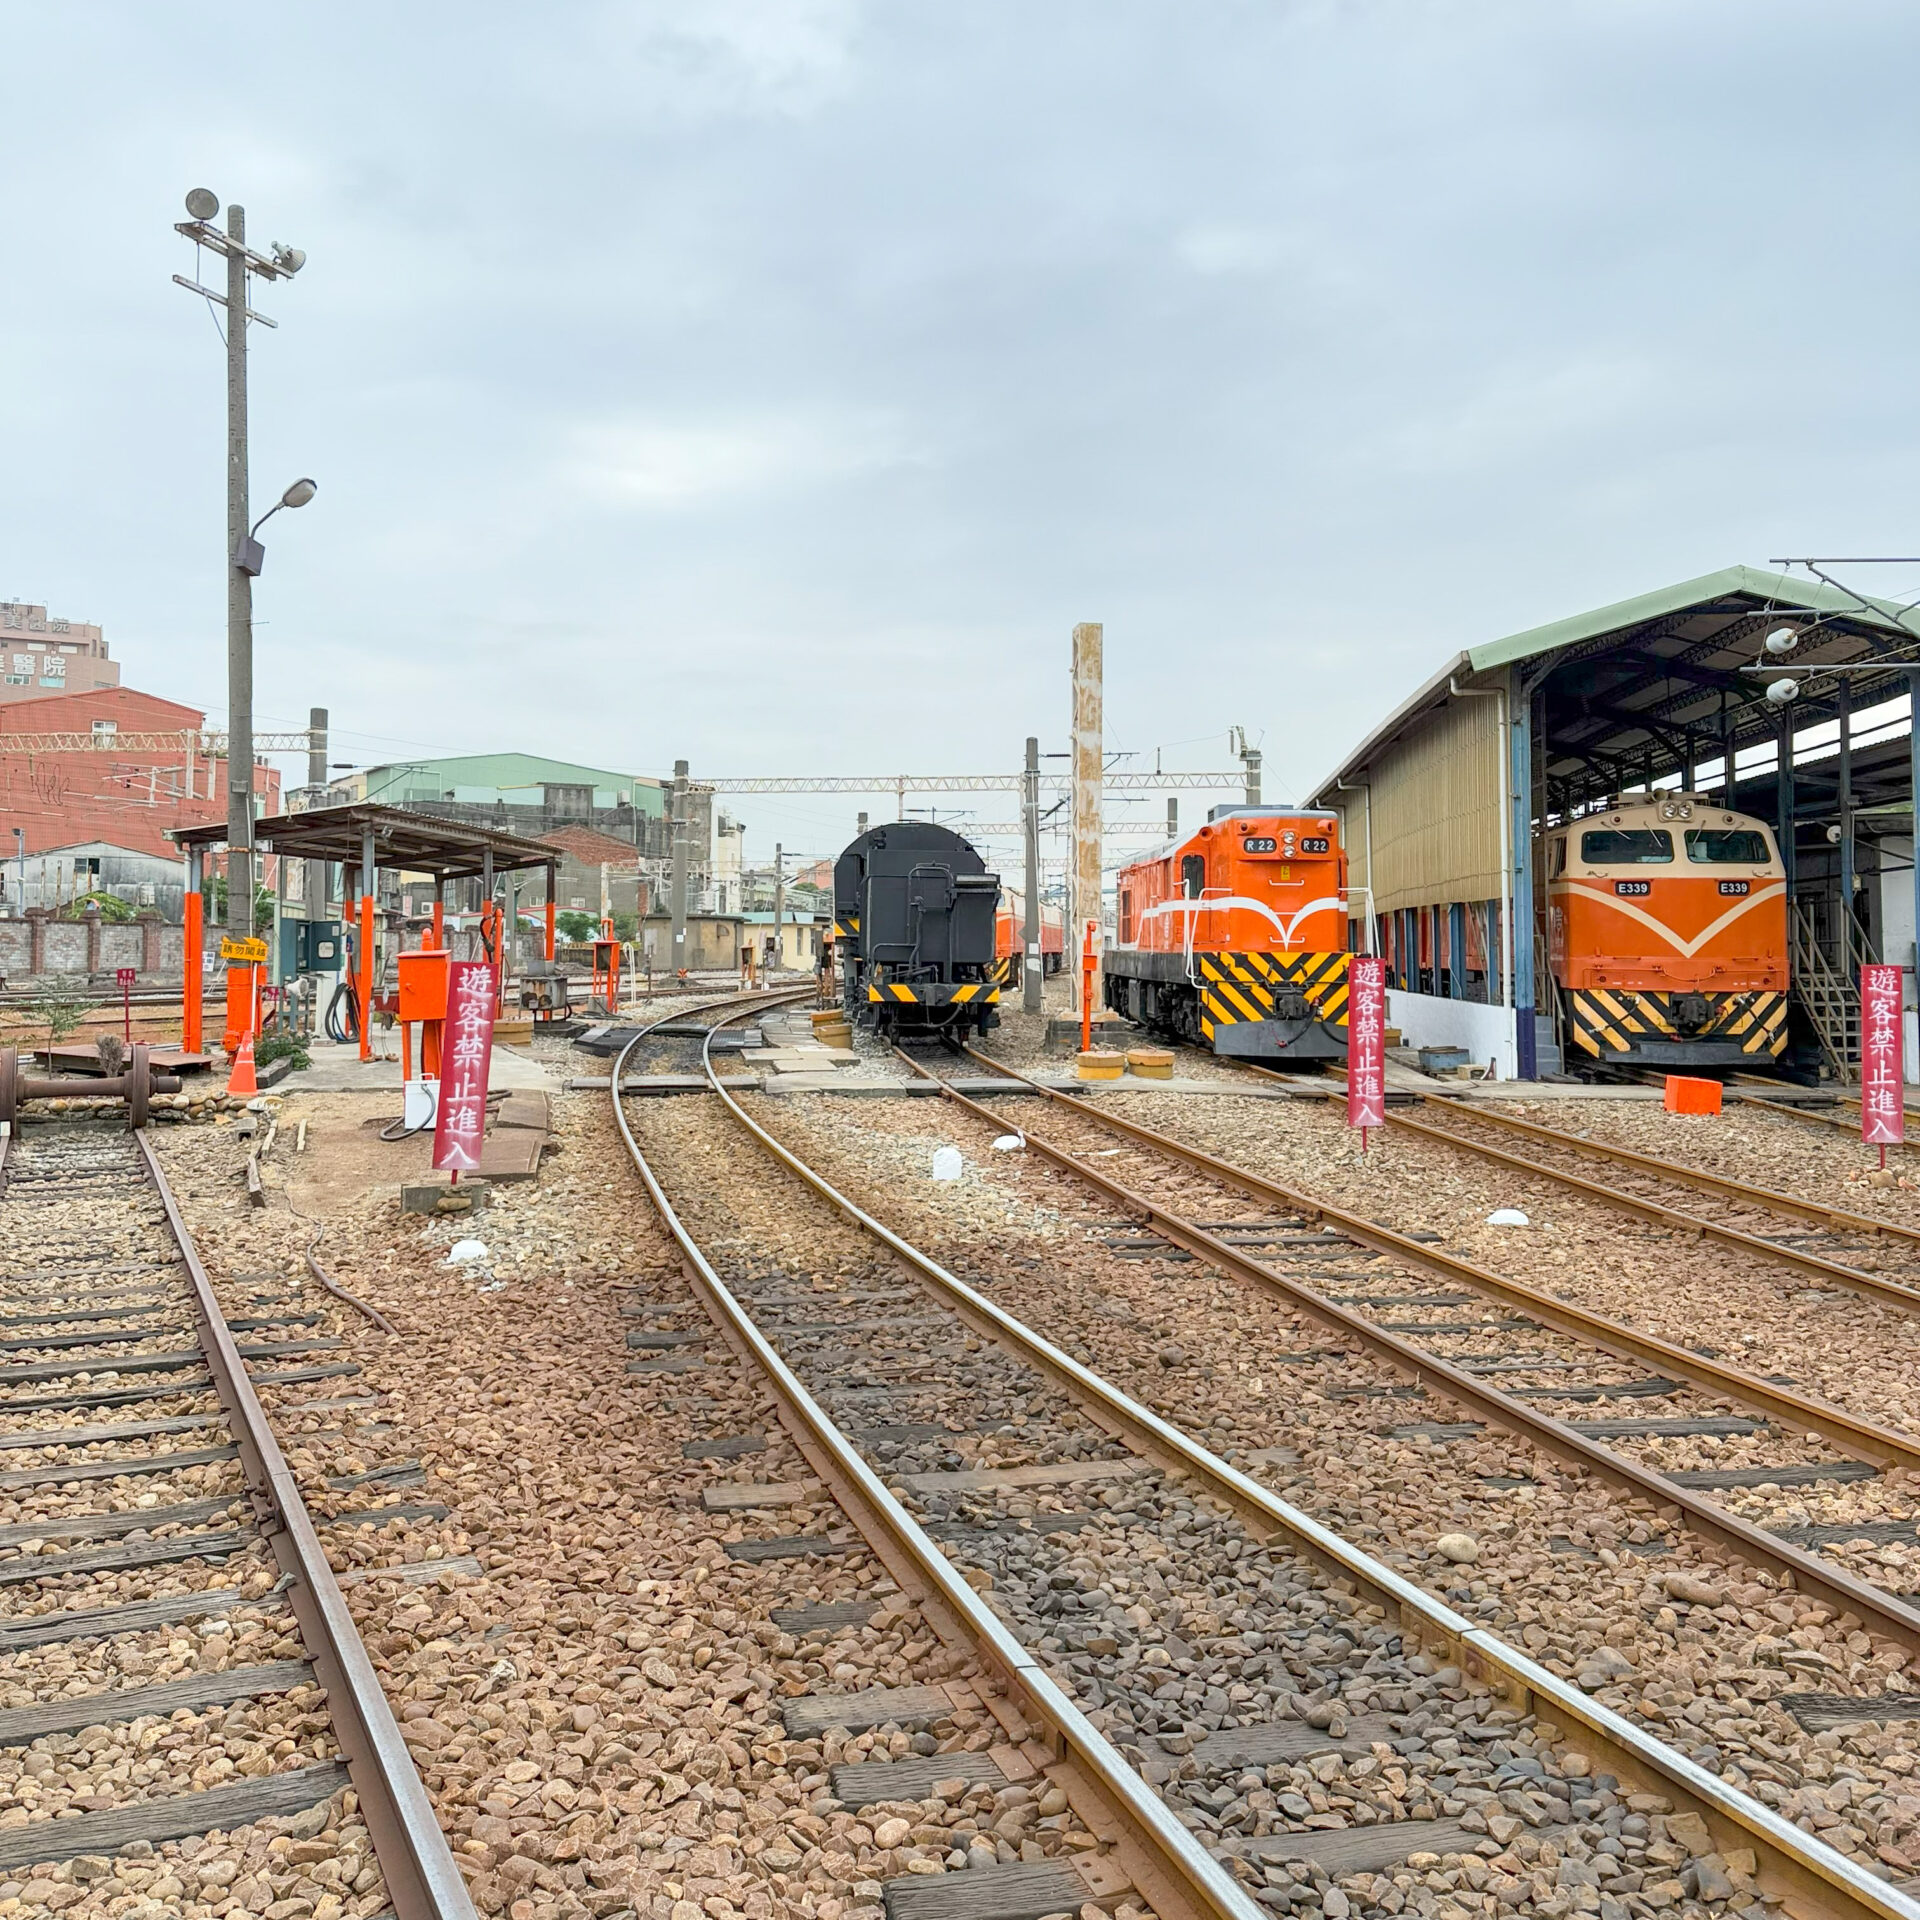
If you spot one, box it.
[608,1011,1920,1920]
[901,1045,1920,1643]
[1254,1076,1920,1313]
[0,1116,473,1916]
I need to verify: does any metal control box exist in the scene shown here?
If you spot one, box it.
[396,948,450,1022]
[295,919,344,973]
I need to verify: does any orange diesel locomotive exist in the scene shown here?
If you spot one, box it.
[1547,793,1788,1067]
[995,888,1065,983]
[1106,807,1351,1061]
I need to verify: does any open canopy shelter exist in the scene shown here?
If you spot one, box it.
[1309,565,1920,1080]
[171,802,562,1059]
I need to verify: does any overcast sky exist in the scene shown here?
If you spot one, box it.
[4,1,1916,865]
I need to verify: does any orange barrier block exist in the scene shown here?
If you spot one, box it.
[1663,1075,1722,1115]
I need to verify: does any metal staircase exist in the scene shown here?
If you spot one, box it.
[1791,901,1868,1079]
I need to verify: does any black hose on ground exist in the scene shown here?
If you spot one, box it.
[324,979,359,1045]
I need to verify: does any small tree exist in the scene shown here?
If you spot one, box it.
[210,877,276,934]
[22,974,96,1055]
[61,889,138,924]
[556,910,598,943]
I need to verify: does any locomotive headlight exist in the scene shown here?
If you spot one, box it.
[1763,626,1800,655]
[1766,676,1801,705]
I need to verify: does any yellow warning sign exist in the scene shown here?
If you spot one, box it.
[219,936,269,964]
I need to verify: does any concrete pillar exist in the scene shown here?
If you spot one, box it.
[83,905,103,976]
[25,907,49,976]
[139,911,165,974]
[1071,621,1103,1012]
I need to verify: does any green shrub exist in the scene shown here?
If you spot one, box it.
[254,1031,311,1072]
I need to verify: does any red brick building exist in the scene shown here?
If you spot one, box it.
[0,686,280,912]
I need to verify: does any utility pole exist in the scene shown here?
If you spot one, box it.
[170,189,307,939]
[303,708,327,929]
[1167,798,1178,839]
[670,759,690,977]
[1231,727,1262,808]
[223,204,252,936]
[1022,737,1042,1014]
[772,842,785,974]
[1070,623,1103,1013]
[857,811,868,840]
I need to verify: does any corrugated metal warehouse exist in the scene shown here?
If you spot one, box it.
[1310,565,1920,1080]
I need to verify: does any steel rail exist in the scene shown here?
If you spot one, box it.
[1384,1099,1920,1313]
[611,1014,1265,1920]
[1419,1093,1920,1240]
[1738,1092,1920,1150]
[651,1035,1920,1920]
[128,1131,478,1920]
[928,1044,1920,1650]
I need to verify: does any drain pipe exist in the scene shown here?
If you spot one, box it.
[1333,774,1374,954]
[1450,673,1512,1017]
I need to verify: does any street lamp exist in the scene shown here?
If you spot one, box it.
[233,478,319,576]
[171,188,309,939]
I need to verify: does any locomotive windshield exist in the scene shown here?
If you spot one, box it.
[1580,828,1673,864]
[1685,828,1770,864]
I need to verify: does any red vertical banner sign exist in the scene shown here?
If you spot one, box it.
[1347,954,1387,1139]
[432,960,497,1174]
[1860,962,1905,1151]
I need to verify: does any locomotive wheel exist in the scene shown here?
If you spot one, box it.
[0,1047,15,1128]
[128,1044,150,1132]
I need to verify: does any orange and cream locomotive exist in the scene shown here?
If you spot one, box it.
[1547,793,1788,1067]
[1105,808,1350,1061]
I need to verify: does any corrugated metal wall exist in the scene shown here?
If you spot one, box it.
[1364,696,1503,914]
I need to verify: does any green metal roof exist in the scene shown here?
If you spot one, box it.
[1312,564,1920,806]
[1467,564,1916,672]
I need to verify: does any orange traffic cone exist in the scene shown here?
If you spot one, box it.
[227,1034,259,1098]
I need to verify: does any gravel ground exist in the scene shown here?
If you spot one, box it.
[736,1084,1920,1885]
[949,1076,1920,1471]
[0,1123,377,1918]
[140,1080,1092,1920]
[616,1077,1920,1920]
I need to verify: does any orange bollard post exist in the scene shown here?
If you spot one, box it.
[182,891,203,1055]
[1080,919,1096,1053]
[222,962,259,1055]
[357,892,374,1063]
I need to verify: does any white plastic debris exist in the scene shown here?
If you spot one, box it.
[930,1146,964,1182]
[992,1134,1025,1152]
[446,1238,490,1263]
[1485,1208,1530,1227]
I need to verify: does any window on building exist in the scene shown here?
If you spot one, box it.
[91,719,117,737]
[1580,828,1673,864]
[1685,828,1771,864]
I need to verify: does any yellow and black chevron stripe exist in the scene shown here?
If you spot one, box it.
[867,981,1002,1005]
[832,914,860,939]
[1195,950,1349,1044]
[1568,988,1787,1058]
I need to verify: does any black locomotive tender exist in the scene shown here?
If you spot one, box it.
[833,822,1003,1044]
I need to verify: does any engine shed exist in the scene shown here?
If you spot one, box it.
[1309,565,1920,1081]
